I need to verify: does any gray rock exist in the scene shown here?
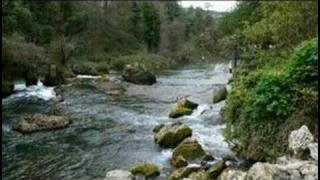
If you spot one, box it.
[308,143,318,161]
[213,86,227,103]
[289,125,314,157]
[122,65,156,85]
[218,168,247,180]
[14,113,70,133]
[246,157,318,180]
[104,169,133,180]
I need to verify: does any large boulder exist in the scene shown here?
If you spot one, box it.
[169,98,198,118]
[171,138,205,167]
[130,163,160,178]
[218,168,247,180]
[288,125,314,158]
[213,86,227,103]
[154,122,192,148]
[104,169,133,180]
[14,113,70,133]
[2,80,14,98]
[168,165,201,180]
[122,65,156,85]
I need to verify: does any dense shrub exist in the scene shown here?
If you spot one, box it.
[224,38,318,161]
[286,38,318,87]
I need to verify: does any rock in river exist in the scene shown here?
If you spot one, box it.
[14,113,70,133]
[213,86,227,103]
[168,164,201,180]
[104,169,133,180]
[169,98,198,118]
[154,122,192,148]
[122,65,156,85]
[130,163,160,178]
[171,138,205,167]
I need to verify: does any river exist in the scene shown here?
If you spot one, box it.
[2,63,234,180]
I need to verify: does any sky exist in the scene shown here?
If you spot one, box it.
[178,1,238,12]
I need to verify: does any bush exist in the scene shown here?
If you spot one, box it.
[224,38,318,161]
[110,52,170,71]
[246,72,293,119]
[286,38,318,87]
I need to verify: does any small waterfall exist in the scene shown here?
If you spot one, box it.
[4,79,56,101]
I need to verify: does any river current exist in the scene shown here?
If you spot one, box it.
[2,63,233,180]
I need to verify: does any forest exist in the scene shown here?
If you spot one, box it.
[2,1,318,180]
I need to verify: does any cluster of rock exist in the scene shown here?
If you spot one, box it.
[152,121,228,180]
[218,125,319,180]
[104,124,318,180]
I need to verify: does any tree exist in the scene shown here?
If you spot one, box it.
[142,2,160,52]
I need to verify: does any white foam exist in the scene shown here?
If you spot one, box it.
[76,75,101,79]
[2,124,11,133]
[4,80,56,101]
[189,104,211,118]
[13,82,27,91]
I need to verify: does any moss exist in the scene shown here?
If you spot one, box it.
[153,124,165,133]
[171,138,205,167]
[130,163,160,178]
[154,123,192,148]
[207,160,226,178]
[168,166,201,180]
[169,107,193,118]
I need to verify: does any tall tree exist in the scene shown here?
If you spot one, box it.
[142,2,160,52]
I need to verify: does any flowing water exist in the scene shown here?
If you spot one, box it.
[2,63,234,180]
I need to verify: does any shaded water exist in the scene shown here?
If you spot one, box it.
[2,63,233,180]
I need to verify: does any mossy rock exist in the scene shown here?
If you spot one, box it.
[122,65,156,85]
[171,138,205,167]
[130,163,160,178]
[153,124,165,133]
[206,160,226,178]
[169,107,194,118]
[187,170,210,180]
[168,165,201,180]
[2,80,14,98]
[173,155,188,168]
[213,86,227,103]
[202,152,215,161]
[169,98,198,118]
[154,122,192,148]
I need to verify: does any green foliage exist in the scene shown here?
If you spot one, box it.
[246,72,293,119]
[224,37,318,160]
[287,38,318,87]
[141,2,161,52]
[110,52,170,71]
